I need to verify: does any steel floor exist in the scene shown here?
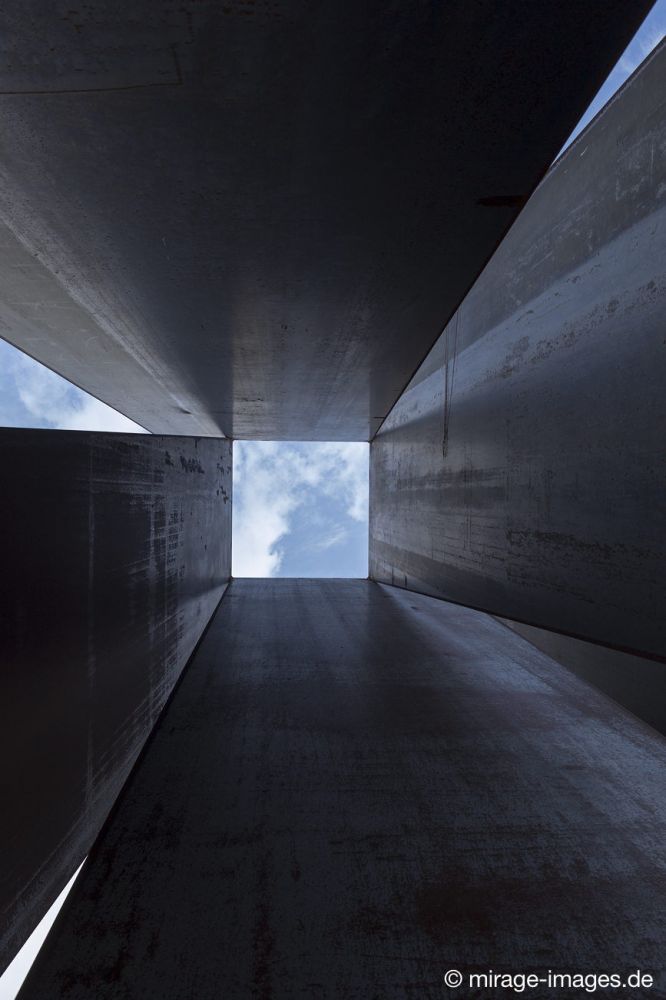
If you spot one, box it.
[20,580,666,998]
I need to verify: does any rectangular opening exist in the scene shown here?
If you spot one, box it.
[232,442,369,578]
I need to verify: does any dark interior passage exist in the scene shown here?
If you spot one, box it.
[20,580,666,999]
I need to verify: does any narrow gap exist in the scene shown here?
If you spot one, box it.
[559,1,665,155]
[0,862,85,1000]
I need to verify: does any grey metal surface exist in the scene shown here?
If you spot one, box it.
[19,580,666,998]
[370,42,666,659]
[0,429,231,974]
[0,1,650,439]
[497,617,666,739]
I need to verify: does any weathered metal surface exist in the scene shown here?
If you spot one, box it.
[370,42,666,659]
[0,1,650,439]
[19,580,666,998]
[0,429,231,973]
[497,617,666,738]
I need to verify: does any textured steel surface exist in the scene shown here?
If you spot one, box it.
[19,580,666,998]
[0,1,650,439]
[496,617,666,739]
[0,429,231,973]
[370,42,666,658]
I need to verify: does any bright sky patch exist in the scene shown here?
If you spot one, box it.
[232,441,368,578]
[0,338,145,434]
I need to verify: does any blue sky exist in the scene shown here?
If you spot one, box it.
[560,2,665,151]
[232,441,368,577]
[0,4,664,995]
[0,338,144,433]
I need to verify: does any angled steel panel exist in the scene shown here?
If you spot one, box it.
[370,43,666,658]
[0,429,231,972]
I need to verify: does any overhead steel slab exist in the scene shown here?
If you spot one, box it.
[18,580,666,998]
[370,42,666,658]
[0,1,651,439]
[0,429,231,974]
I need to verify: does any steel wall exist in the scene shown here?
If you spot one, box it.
[369,42,666,660]
[0,429,231,971]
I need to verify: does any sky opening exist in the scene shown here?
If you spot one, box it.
[559,0,665,154]
[0,338,145,433]
[0,862,84,1000]
[232,441,369,578]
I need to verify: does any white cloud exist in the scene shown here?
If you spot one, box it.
[619,24,665,74]
[232,441,368,577]
[7,346,145,433]
[312,525,349,551]
[643,23,666,54]
[232,442,297,577]
[54,395,145,433]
